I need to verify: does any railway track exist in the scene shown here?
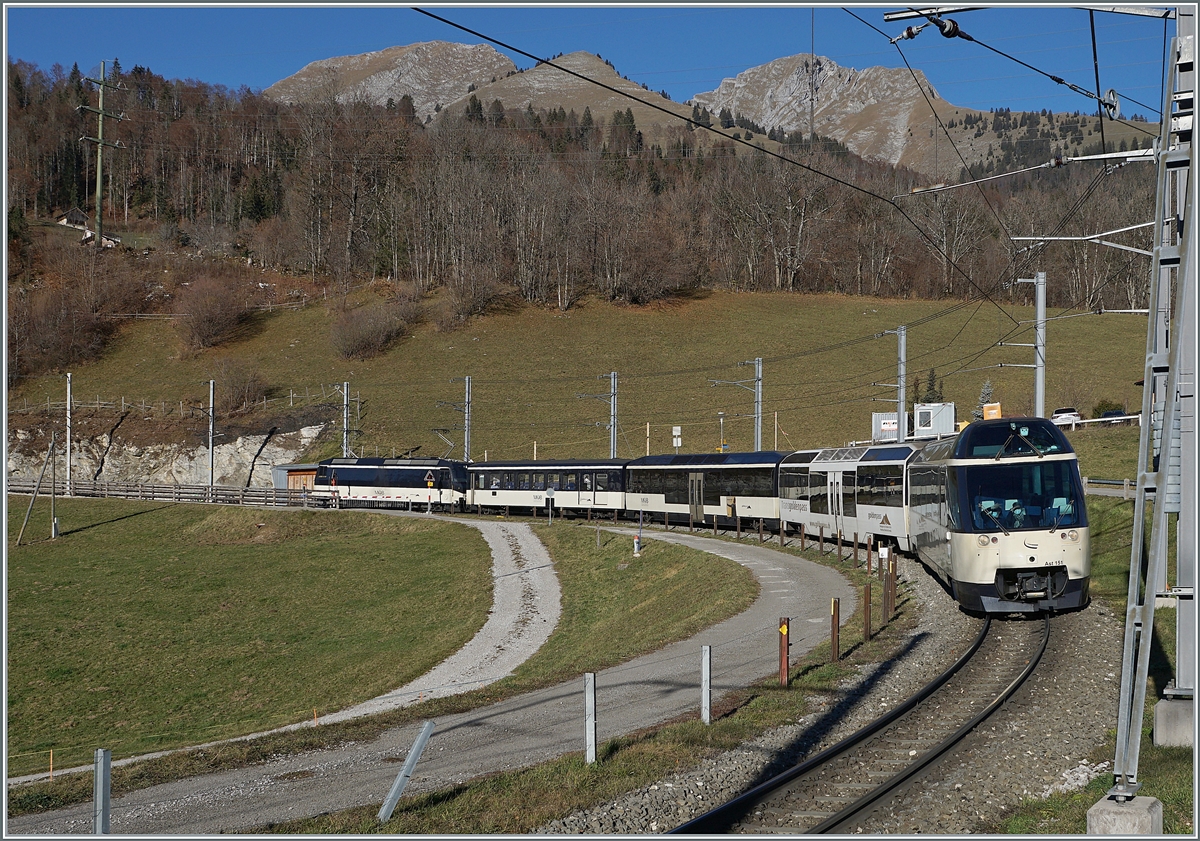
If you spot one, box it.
[671,615,1051,834]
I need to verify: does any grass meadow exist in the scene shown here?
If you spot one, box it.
[6,499,494,777]
[7,290,1147,462]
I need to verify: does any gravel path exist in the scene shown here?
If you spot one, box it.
[537,555,1124,834]
[321,517,562,722]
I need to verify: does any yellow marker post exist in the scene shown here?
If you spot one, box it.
[778,617,790,687]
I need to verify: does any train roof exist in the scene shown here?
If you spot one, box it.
[781,442,923,466]
[625,451,789,468]
[950,417,1074,459]
[466,459,628,470]
[914,418,1074,463]
[319,457,463,467]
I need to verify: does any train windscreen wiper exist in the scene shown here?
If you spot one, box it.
[994,424,1045,460]
[978,502,1010,536]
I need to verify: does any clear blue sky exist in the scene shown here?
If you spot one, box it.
[5,4,1176,119]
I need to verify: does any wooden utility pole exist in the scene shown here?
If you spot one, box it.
[79,61,124,248]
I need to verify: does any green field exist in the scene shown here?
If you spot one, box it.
[6,499,494,777]
[6,290,1148,462]
[5,497,757,784]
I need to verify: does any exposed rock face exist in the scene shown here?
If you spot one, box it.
[264,41,516,124]
[7,425,325,488]
[691,54,941,169]
[435,51,694,134]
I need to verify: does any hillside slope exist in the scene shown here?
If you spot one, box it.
[7,291,1147,470]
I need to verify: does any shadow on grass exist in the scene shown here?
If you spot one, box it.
[58,503,178,537]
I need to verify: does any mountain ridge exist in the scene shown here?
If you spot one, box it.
[258,39,1154,179]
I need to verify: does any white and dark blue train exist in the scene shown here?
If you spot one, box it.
[906,418,1089,613]
[312,457,468,510]
[302,418,1088,614]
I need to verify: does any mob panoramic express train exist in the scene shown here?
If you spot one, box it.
[306,418,1089,613]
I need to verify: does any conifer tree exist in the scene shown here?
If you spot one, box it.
[922,368,942,403]
[974,380,995,421]
[465,94,484,122]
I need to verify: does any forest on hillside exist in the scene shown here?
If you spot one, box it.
[7,58,1157,386]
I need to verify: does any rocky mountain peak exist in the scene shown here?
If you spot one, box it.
[692,54,940,169]
[264,40,517,123]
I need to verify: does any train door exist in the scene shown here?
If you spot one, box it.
[594,472,609,506]
[579,472,594,507]
[826,471,856,537]
[827,471,844,535]
[688,473,705,521]
[838,470,857,538]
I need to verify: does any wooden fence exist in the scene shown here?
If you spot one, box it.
[7,385,357,419]
[6,478,315,508]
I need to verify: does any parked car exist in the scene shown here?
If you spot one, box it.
[1051,407,1083,425]
[1101,409,1131,425]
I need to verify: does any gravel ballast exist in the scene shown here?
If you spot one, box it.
[537,555,1124,835]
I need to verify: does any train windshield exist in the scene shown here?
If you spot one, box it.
[958,460,1086,533]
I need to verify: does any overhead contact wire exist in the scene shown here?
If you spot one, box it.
[412,6,1018,326]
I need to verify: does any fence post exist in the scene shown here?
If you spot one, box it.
[377,721,435,824]
[830,598,840,663]
[93,748,111,833]
[864,582,872,641]
[836,530,843,559]
[819,525,825,554]
[584,673,597,764]
[889,557,898,618]
[878,546,889,583]
[854,533,859,565]
[701,645,712,725]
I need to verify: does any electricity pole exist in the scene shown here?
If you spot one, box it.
[873,326,908,442]
[66,373,73,496]
[999,271,1047,417]
[208,380,215,492]
[343,381,350,457]
[79,61,123,248]
[1108,11,1195,818]
[710,357,763,451]
[610,372,617,459]
[577,372,618,458]
[440,376,473,462]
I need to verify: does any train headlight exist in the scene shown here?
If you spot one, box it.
[1066,529,1079,542]
[977,534,990,547]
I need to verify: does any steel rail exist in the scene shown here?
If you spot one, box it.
[670,616,994,834]
[809,615,1050,833]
